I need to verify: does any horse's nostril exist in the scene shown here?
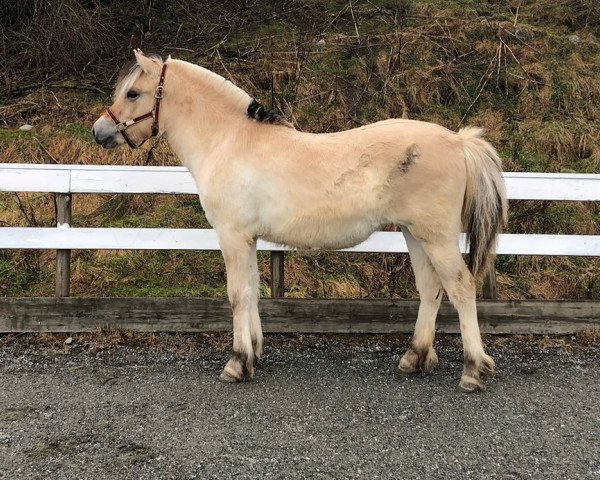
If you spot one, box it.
[93,129,104,146]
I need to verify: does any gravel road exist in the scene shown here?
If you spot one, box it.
[0,333,598,479]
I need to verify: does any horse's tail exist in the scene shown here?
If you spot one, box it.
[458,127,508,280]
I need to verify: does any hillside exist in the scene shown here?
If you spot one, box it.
[0,0,599,299]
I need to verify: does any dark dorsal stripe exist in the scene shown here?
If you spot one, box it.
[247,99,286,125]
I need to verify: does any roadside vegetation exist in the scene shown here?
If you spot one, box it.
[1,0,598,299]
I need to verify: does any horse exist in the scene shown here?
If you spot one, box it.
[92,49,507,392]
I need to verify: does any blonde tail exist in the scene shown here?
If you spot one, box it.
[459,127,508,279]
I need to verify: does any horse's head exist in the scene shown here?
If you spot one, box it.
[92,49,166,149]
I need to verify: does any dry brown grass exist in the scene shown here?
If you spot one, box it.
[578,328,600,344]
[2,330,597,354]
[1,0,599,300]
[486,332,599,350]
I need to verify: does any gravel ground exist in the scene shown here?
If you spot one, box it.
[0,332,598,480]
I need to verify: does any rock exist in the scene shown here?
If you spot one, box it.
[513,29,530,41]
[65,337,73,345]
[568,34,580,44]
[316,39,326,46]
[19,124,34,131]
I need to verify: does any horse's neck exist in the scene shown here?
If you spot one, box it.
[161,60,252,171]
[165,113,243,174]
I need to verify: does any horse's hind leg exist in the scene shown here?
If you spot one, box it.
[409,227,494,392]
[218,231,259,382]
[398,227,442,375]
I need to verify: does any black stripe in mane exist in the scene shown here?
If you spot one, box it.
[247,99,289,126]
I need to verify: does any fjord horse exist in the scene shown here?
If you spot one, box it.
[93,50,507,391]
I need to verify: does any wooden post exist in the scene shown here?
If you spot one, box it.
[482,268,497,299]
[55,193,72,297]
[270,251,285,298]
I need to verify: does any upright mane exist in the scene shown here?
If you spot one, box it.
[175,59,293,128]
[115,55,292,128]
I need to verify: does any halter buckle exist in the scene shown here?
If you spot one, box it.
[155,85,164,99]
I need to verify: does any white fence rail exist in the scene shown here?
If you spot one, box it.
[2,163,600,199]
[1,228,599,257]
[1,163,599,297]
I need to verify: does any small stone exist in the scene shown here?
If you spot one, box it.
[568,34,580,44]
[513,29,530,41]
[19,124,34,131]
[65,337,73,345]
[316,39,326,46]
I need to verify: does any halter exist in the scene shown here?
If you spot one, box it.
[106,63,167,149]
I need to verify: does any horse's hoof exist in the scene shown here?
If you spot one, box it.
[398,344,438,375]
[458,352,495,392]
[219,370,242,383]
[219,357,244,383]
[458,375,485,393]
[395,365,416,380]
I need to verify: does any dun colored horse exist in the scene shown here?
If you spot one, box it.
[93,50,507,392]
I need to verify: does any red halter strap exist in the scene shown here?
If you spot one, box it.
[106,63,167,149]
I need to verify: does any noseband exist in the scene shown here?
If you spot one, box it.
[106,64,167,149]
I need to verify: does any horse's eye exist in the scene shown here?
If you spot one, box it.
[126,90,139,100]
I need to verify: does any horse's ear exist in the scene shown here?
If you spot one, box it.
[133,48,162,78]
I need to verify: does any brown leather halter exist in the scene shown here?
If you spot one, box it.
[106,63,167,149]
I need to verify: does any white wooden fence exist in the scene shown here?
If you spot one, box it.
[2,162,600,275]
[1,163,599,333]
[2,163,599,253]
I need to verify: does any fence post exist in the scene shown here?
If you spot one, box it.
[270,251,285,298]
[482,269,497,299]
[55,193,72,297]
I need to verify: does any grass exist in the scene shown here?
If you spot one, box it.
[59,123,95,143]
[0,0,599,300]
[0,129,34,142]
[1,330,597,354]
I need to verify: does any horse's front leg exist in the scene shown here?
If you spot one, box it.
[249,246,263,361]
[218,232,260,382]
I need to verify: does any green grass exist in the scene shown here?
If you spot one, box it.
[0,254,51,296]
[59,123,94,143]
[1,0,599,300]
[107,284,228,298]
[510,150,552,172]
[0,128,33,144]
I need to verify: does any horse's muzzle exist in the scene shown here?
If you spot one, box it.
[92,119,119,149]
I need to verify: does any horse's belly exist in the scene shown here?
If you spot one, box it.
[263,214,381,250]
